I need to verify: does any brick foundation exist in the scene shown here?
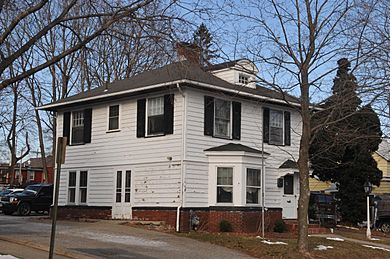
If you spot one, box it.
[132,207,282,233]
[55,206,111,220]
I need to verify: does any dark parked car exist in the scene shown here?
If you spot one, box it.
[309,192,339,226]
[374,195,390,232]
[1,184,53,216]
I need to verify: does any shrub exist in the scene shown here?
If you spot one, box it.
[273,219,288,233]
[219,220,233,232]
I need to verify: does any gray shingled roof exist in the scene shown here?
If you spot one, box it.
[204,143,270,155]
[279,159,298,169]
[40,60,300,111]
[377,139,390,161]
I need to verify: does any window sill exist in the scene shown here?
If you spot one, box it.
[145,133,166,138]
[106,129,121,133]
[210,135,233,140]
[69,143,85,146]
[215,203,234,206]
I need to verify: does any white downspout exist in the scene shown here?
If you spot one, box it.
[261,108,266,238]
[176,83,186,232]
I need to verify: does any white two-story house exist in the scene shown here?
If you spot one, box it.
[39,58,302,233]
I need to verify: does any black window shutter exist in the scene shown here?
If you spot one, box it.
[263,108,270,143]
[232,101,241,140]
[164,94,174,134]
[284,111,291,146]
[204,96,214,136]
[63,112,71,145]
[137,99,146,138]
[83,108,92,143]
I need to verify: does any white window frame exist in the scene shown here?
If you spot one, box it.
[245,168,261,205]
[107,104,121,132]
[213,98,232,139]
[67,170,88,205]
[239,73,249,85]
[70,110,84,145]
[269,109,284,145]
[216,167,234,204]
[68,171,77,204]
[145,96,165,136]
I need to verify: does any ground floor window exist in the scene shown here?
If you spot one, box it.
[68,170,88,204]
[246,168,261,204]
[217,167,233,203]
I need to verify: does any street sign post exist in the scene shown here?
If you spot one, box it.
[49,137,67,259]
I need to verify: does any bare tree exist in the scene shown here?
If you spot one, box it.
[0,0,173,90]
[213,0,373,254]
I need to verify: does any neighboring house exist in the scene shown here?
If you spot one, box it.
[39,58,303,232]
[373,139,390,194]
[0,156,54,187]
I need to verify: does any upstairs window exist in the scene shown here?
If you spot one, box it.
[72,111,84,144]
[136,94,174,138]
[204,96,241,140]
[246,168,261,204]
[108,105,120,131]
[147,96,165,135]
[239,74,249,85]
[269,110,284,145]
[217,167,233,203]
[263,108,291,146]
[63,109,92,145]
[214,99,231,138]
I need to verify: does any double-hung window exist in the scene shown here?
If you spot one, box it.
[204,96,241,140]
[108,105,120,131]
[68,171,76,203]
[269,110,284,145]
[217,167,233,203]
[72,111,84,144]
[263,108,291,146]
[246,168,261,204]
[68,171,88,205]
[79,171,88,204]
[147,96,165,135]
[214,99,231,138]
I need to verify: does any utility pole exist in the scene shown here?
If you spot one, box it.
[49,137,67,259]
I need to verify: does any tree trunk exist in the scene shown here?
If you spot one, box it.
[297,70,311,254]
[8,85,18,187]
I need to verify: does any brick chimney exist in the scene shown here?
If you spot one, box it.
[176,42,200,64]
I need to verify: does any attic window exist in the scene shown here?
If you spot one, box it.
[239,74,249,85]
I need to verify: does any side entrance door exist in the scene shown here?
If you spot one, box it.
[112,170,132,219]
[281,173,299,219]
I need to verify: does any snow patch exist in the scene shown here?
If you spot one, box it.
[370,238,381,241]
[261,240,288,245]
[362,245,390,252]
[314,245,333,250]
[0,256,19,259]
[326,237,344,241]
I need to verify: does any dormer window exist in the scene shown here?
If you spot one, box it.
[239,74,249,85]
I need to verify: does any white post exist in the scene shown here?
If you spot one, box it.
[367,195,371,240]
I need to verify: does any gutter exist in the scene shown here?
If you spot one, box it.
[176,83,186,232]
[37,79,305,111]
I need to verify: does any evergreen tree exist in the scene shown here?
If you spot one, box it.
[193,23,217,66]
[310,59,382,223]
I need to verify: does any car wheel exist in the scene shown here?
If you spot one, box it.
[381,222,390,233]
[17,203,31,216]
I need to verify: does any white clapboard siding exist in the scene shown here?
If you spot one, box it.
[56,91,184,207]
[183,89,301,208]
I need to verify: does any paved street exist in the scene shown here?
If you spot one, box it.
[0,214,253,259]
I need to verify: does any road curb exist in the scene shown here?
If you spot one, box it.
[0,236,91,259]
